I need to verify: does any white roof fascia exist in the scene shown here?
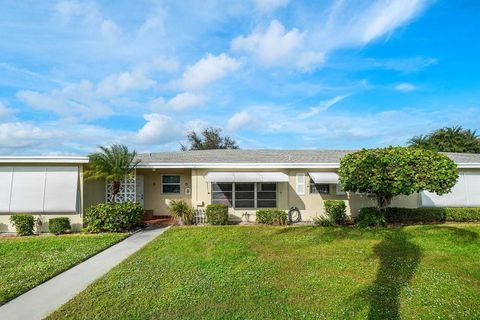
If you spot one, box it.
[137,162,341,169]
[0,156,89,164]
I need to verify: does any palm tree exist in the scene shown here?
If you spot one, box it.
[408,126,480,153]
[85,144,140,202]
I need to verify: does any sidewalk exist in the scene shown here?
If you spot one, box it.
[0,226,170,320]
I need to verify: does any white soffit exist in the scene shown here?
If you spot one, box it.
[308,172,339,184]
[205,172,289,183]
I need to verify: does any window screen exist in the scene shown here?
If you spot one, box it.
[212,183,233,206]
[257,183,277,208]
[211,182,277,208]
[234,183,255,208]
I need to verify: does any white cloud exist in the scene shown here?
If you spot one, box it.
[135,113,182,145]
[185,119,210,133]
[148,92,206,111]
[297,95,348,119]
[181,53,241,90]
[137,6,167,36]
[233,1,428,70]
[227,110,253,131]
[253,0,289,12]
[17,80,112,118]
[151,56,180,73]
[100,20,120,40]
[55,0,120,40]
[97,69,156,97]
[0,122,56,149]
[168,92,206,111]
[394,83,417,92]
[0,102,16,119]
[232,20,315,69]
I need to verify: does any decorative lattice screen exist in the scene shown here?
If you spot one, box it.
[105,176,136,203]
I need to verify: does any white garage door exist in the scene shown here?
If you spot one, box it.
[421,171,480,207]
[0,166,79,213]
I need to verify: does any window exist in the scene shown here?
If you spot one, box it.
[336,184,346,195]
[235,183,255,208]
[162,175,180,194]
[212,183,233,206]
[211,183,277,208]
[309,179,330,194]
[257,183,277,208]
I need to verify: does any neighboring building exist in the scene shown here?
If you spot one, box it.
[1,150,480,232]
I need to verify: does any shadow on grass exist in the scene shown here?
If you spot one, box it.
[365,229,421,319]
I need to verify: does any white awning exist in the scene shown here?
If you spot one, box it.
[205,172,289,183]
[308,172,339,184]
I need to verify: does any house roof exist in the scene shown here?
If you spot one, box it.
[136,149,480,169]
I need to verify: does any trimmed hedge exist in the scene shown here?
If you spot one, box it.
[256,209,288,225]
[357,207,480,227]
[356,208,387,228]
[324,200,348,225]
[205,204,229,225]
[84,202,144,233]
[10,214,35,236]
[49,217,71,235]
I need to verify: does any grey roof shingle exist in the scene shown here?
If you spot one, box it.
[136,149,480,165]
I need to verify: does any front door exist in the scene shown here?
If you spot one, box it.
[136,175,144,206]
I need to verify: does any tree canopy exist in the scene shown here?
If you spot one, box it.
[408,126,480,153]
[85,144,139,202]
[338,147,458,209]
[180,127,239,151]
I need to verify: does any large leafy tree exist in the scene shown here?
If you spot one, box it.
[408,126,480,153]
[339,147,458,209]
[85,144,139,202]
[180,127,239,151]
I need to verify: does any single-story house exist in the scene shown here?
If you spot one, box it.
[1,150,480,232]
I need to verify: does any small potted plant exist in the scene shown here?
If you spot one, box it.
[168,200,194,225]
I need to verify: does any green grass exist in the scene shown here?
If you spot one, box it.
[0,233,127,305]
[48,225,480,319]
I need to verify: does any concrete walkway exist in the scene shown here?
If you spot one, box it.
[0,226,170,320]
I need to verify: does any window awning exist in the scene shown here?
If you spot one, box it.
[205,172,289,183]
[308,172,339,184]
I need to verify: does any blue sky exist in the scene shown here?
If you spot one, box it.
[1,0,479,155]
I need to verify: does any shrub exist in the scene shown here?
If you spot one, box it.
[205,204,229,225]
[256,209,288,225]
[356,208,387,228]
[84,202,144,233]
[49,217,71,235]
[313,216,336,227]
[324,200,347,225]
[444,208,480,221]
[168,200,194,225]
[10,214,35,236]
[357,207,480,226]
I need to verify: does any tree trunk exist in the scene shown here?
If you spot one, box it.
[111,180,121,203]
[377,194,393,210]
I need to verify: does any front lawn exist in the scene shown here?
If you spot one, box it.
[48,225,480,319]
[0,233,127,305]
